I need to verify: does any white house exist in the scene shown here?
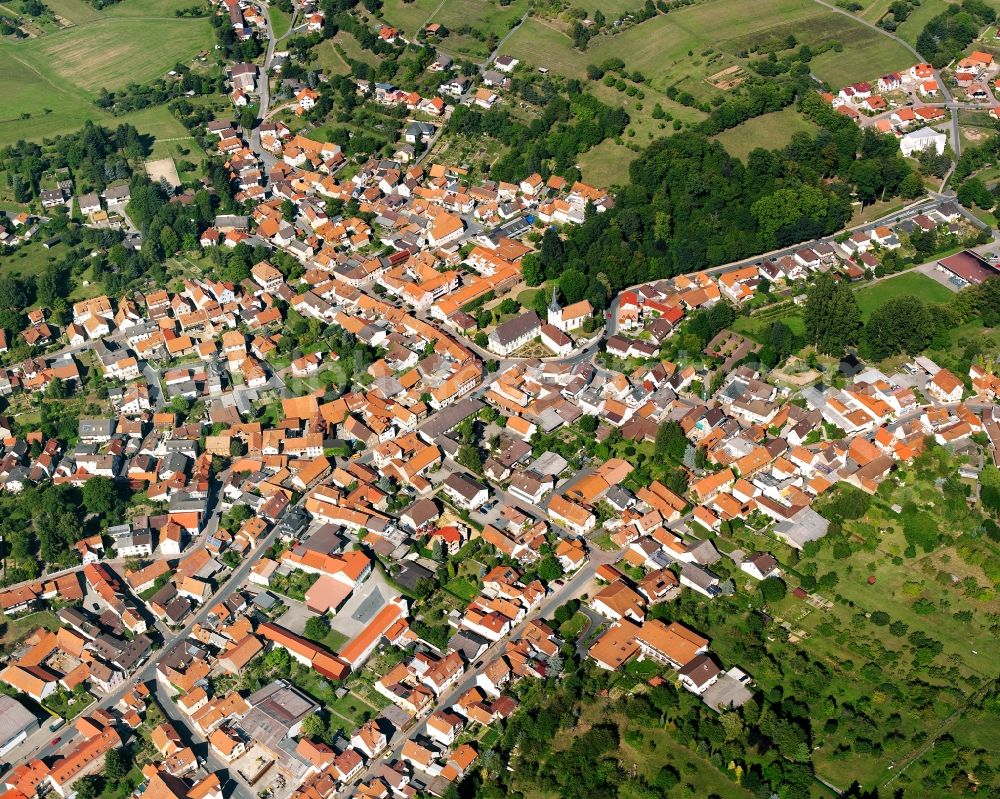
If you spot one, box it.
[900,126,946,157]
[740,552,780,581]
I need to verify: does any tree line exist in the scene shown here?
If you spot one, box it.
[536,92,920,311]
[916,0,995,68]
[1,120,147,203]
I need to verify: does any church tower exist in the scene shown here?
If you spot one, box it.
[547,285,562,328]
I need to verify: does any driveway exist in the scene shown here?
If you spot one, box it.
[328,567,394,639]
[274,593,314,635]
[916,261,965,293]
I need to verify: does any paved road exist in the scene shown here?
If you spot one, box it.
[247,2,302,171]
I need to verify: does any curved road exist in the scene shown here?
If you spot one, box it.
[811,0,960,157]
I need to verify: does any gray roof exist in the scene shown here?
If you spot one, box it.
[444,471,486,501]
[0,695,37,741]
[418,397,483,440]
[773,507,829,550]
[490,311,540,347]
[79,419,115,438]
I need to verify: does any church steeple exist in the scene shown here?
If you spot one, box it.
[547,285,562,327]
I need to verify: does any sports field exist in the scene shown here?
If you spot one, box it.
[498,0,914,90]
[0,3,213,147]
[853,270,955,319]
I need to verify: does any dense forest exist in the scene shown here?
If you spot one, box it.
[447,90,630,181]
[529,93,920,310]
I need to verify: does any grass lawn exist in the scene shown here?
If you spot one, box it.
[0,240,72,280]
[0,609,59,652]
[557,611,588,640]
[270,6,292,38]
[714,107,818,160]
[853,271,955,320]
[322,627,350,653]
[328,691,379,727]
[577,139,638,188]
[314,38,353,75]
[848,196,912,226]
[445,576,480,602]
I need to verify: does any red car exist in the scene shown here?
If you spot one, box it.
[50,737,61,746]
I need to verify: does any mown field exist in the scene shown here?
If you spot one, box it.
[0,0,213,147]
[853,270,955,318]
[714,106,818,160]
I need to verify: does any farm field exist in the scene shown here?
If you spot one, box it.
[498,0,913,93]
[23,17,213,93]
[0,10,212,147]
[714,106,818,160]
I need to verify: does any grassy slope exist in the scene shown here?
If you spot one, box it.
[500,0,913,89]
[0,2,212,147]
[714,106,818,160]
